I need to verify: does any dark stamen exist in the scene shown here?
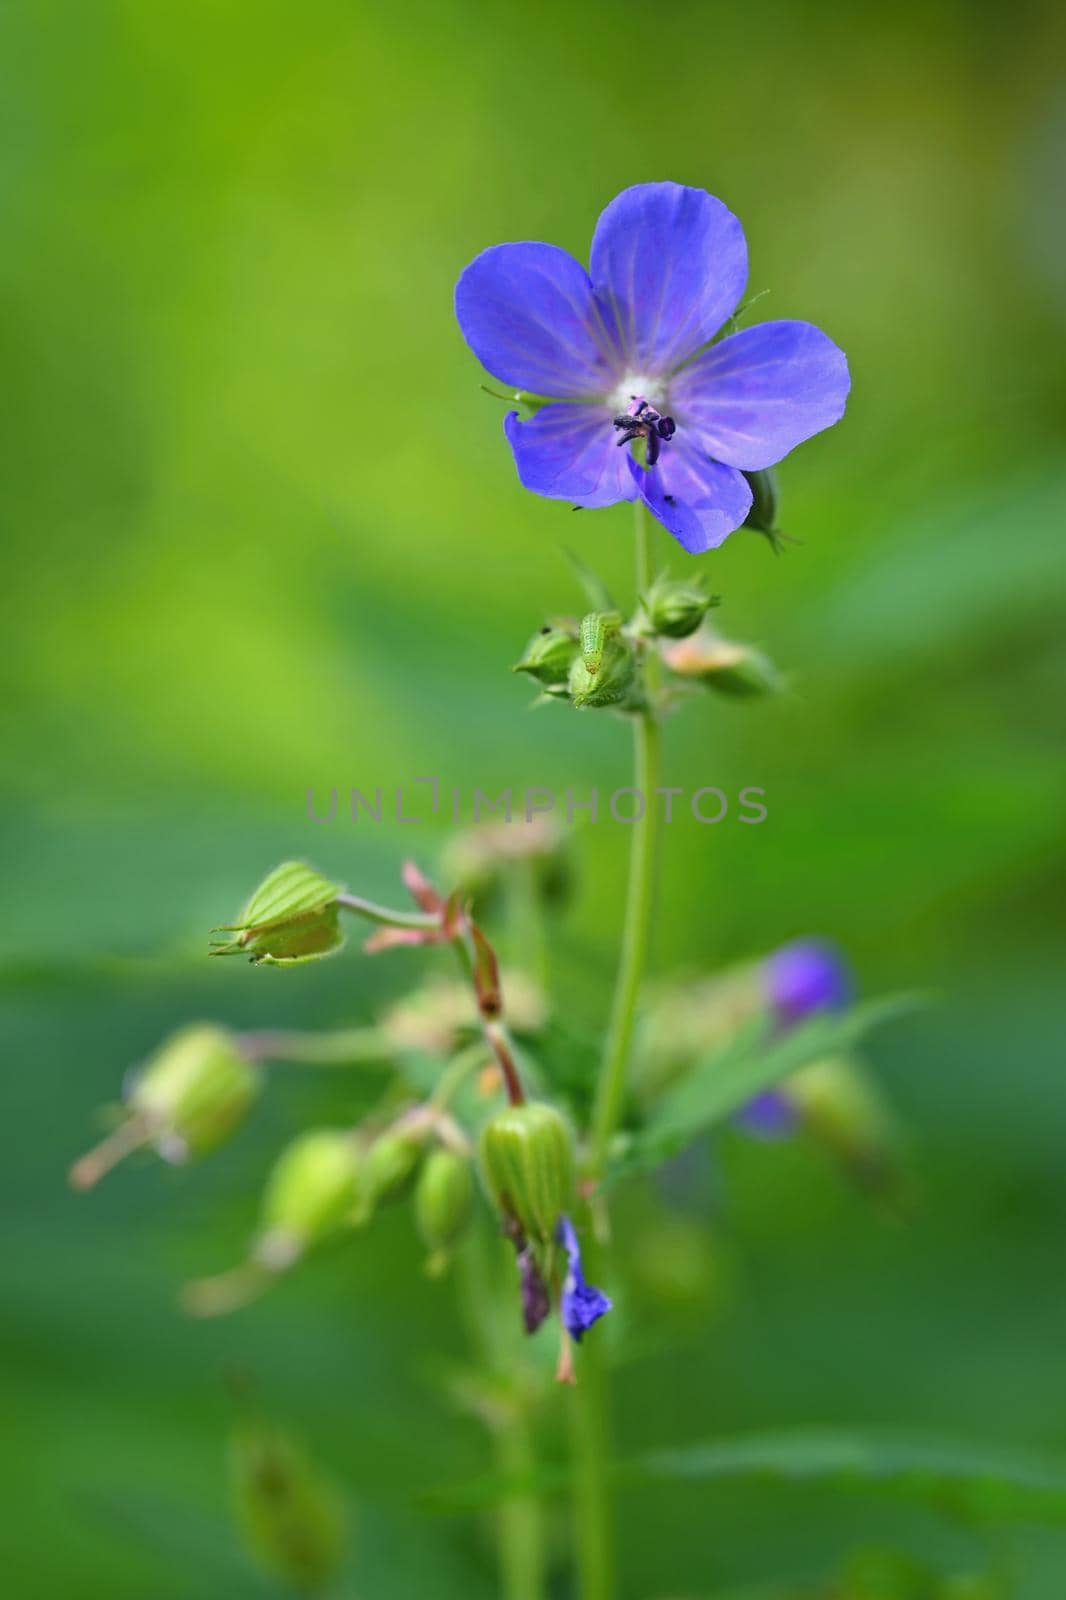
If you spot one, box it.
[611,395,677,464]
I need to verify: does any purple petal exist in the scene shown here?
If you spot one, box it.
[628,444,752,554]
[589,183,747,376]
[455,243,621,400]
[504,404,637,509]
[672,320,850,472]
[765,939,852,1027]
[738,1089,799,1140]
[556,1215,612,1343]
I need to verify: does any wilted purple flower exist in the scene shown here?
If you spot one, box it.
[556,1214,612,1343]
[517,1243,552,1335]
[454,182,849,554]
[765,939,852,1028]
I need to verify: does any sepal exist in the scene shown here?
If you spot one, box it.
[211,861,344,965]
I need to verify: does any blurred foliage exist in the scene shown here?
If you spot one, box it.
[2,0,1065,1596]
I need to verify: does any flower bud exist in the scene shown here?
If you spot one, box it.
[440,817,571,911]
[414,1147,474,1275]
[568,637,635,708]
[478,1101,574,1245]
[513,622,579,689]
[132,1023,260,1162]
[230,1412,348,1594]
[70,1024,259,1190]
[357,1129,423,1217]
[661,625,781,698]
[764,938,851,1026]
[255,1130,362,1270]
[211,861,345,966]
[788,1056,902,1197]
[641,575,718,639]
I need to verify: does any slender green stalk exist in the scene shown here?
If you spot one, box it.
[456,1226,545,1600]
[335,891,438,930]
[589,499,662,1178]
[574,500,664,1600]
[571,1330,613,1600]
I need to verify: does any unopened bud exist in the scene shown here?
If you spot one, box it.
[70,1024,258,1190]
[414,1147,474,1275]
[642,575,718,639]
[255,1130,362,1270]
[211,861,344,966]
[568,637,635,708]
[478,1101,573,1246]
[441,817,570,910]
[513,622,579,689]
[132,1024,259,1161]
[661,625,781,698]
[789,1056,902,1199]
[231,1412,348,1594]
[358,1129,423,1217]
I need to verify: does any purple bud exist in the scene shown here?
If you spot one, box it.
[738,1088,798,1140]
[765,939,851,1028]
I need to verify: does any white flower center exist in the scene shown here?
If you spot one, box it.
[610,375,667,413]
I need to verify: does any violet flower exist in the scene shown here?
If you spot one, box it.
[454,182,849,553]
[765,938,852,1028]
[739,939,851,1139]
[556,1214,612,1343]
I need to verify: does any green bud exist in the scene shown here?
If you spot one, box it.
[231,1413,348,1594]
[211,860,345,966]
[641,575,718,639]
[414,1147,474,1275]
[131,1024,259,1162]
[513,622,579,688]
[661,626,782,698]
[358,1129,423,1216]
[440,818,570,913]
[256,1130,362,1269]
[70,1024,260,1190]
[478,1101,573,1246]
[568,636,635,708]
[790,1056,903,1200]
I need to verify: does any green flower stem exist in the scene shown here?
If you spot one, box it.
[589,498,662,1179]
[456,1224,545,1600]
[335,891,438,930]
[575,499,663,1600]
[571,1328,613,1600]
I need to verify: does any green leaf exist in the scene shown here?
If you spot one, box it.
[429,1428,1066,1528]
[614,994,921,1178]
[631,1430,1066,1525]
[210,860,345,965]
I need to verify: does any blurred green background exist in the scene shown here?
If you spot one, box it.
[3,0,1065,1594]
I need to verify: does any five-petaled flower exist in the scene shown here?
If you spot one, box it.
[455,182,850,554]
